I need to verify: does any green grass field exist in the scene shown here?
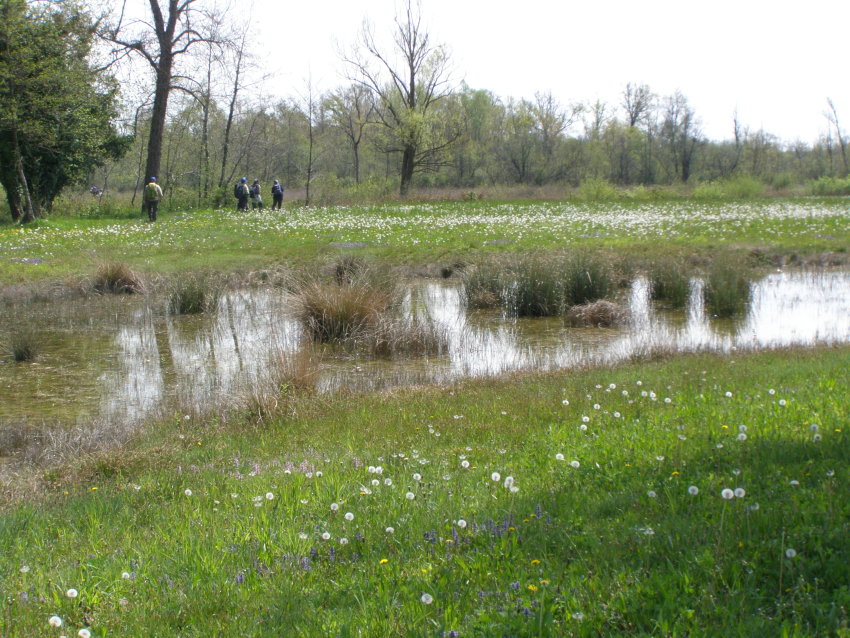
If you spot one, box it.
[1,199,848,286]
[1,199,849,636]
[1,347,848,636]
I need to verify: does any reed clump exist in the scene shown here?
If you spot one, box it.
[649,259,692,309]
[295,271,399,343]
[167,274,223,315]
[7,329,39,362]
[92,262,144,294]
[704,258,752,317]
[560,252,615,307]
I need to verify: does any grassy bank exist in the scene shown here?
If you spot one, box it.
[1,346,848,636]
[0,199,848,287]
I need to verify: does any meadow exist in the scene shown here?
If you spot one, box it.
[1,199,849,636]
[1,199,848,286]
[1,347,848,636]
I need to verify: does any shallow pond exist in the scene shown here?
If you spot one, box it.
[1,269,849,432]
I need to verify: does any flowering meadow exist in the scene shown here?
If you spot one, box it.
[0,200,848,284]
[1,346,848,636]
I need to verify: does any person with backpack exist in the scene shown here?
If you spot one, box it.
[143,176,163,222]
[250,179,263,210]
[271,179,284,210]
[234,177,249,211]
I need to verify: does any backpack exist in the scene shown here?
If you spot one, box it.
[234,182,247,198]
[272,184,282,196]
[145,182,160,201]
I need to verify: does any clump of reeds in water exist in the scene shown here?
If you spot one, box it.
[704,259,752,317]
[461,260,503,310]
[167,275,223,315]
[92,262,144,294]
[560,252,615,307]
[295,270,398,343]
[504,257,563,317]
[7,328,39,362]
[242,348,319,421]
[649,259,692,309]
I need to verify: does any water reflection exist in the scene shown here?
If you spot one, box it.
[1,269,849,428]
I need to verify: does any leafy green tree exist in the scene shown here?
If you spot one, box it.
[0,0,126,222]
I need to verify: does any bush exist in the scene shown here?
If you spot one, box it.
[722,176,764,199]
[809,176,850,196]
[575,178,620,201]
[692,181,727,200]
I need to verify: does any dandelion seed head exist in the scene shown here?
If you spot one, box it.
[570,460,580,469]
[330,502,339,511]
[785,548,797,559]
[457,519,467,529]
[321,532,331,540]
[555,453,565,461]
[184,489,192,497]
[491,472,501,481]
[721,488,734,499]
[49,616,63,627]
[647,490,657,498]
[405,491,415,500]
[421,593,433,604]
[412,473,421,481]
[688,485,699,495]
[461,460,470,469]
[265,492,274,500]
[734,488,746,498]
[66,588,78,599]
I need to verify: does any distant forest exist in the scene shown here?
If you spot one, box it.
[2,0,849,221]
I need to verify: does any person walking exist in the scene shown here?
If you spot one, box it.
[143,176,163,222]
[250,179,263,210]
[271,179,284,210]
[234,177,249,211]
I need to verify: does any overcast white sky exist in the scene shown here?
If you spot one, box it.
[252,0,848,143]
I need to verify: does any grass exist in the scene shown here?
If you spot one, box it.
[166,274,223,315]
[6,328,39,362]
[649,258,692,309]
[0,346,848,636]
[91,262,144,295]
[704,258,753,318]
[0,199,848,288]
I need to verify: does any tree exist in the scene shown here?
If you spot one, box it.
[660,91,702,183]
[0,0,126,222]
[326,84,375,185]
[344,0,459,195]
[102,0,223,186]
[825,98,848,177]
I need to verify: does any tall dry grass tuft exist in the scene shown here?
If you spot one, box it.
[295,272,399,343]
[704,259,752,318]
[565,300,625,327]
[92,262,144,294]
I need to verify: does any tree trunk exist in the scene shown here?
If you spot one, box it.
[144,53,173,183]
[400,145,415,196]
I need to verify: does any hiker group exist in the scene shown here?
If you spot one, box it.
[234,177,284,212]
[140,174,285,223]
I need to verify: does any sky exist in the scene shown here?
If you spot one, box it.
[252,0,849,143]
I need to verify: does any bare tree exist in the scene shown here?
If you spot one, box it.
[344,0,458,195]
[101,0,225,185]
[825,98,848,176]
[622,83,653,128]
[661,91,702,182]
[326,84,375,185]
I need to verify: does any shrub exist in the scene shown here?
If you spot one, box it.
[704,259,752,317]
[575,178,620,201]
[692,181,726,200]
[809,176,850,196]
[92,262,144,294]
[723,176,764,199]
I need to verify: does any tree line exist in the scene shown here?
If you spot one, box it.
[2,0,848,223]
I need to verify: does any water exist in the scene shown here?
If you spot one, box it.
[1,269,849,432]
